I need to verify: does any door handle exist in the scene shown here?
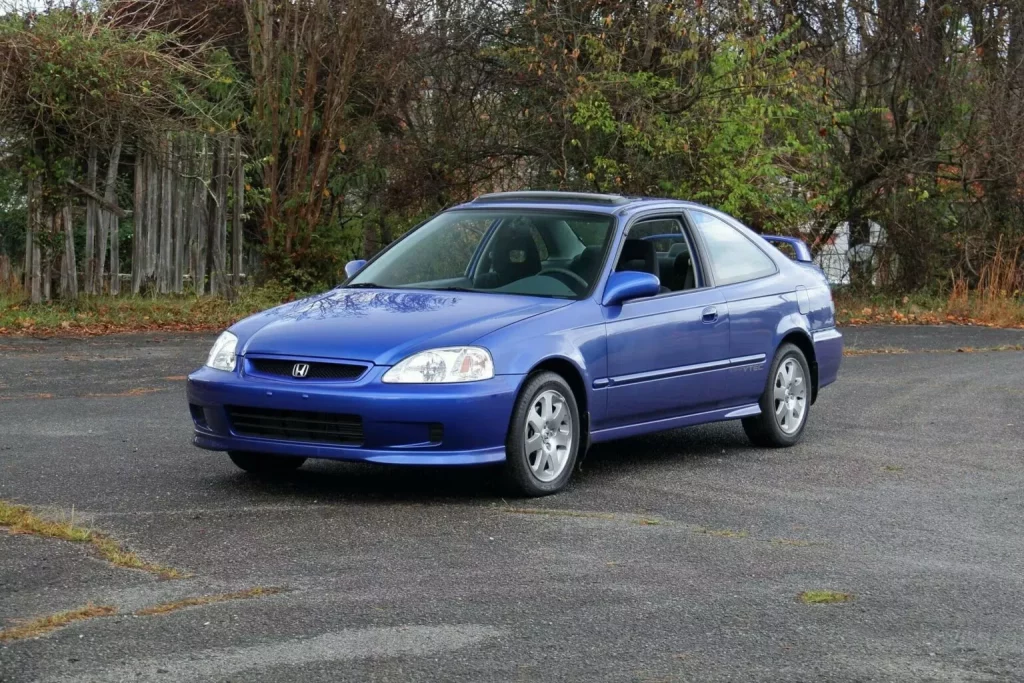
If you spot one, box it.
[701,306,719,323]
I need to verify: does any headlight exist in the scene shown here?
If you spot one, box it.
[206,331,238,372]
[382,347,494,384]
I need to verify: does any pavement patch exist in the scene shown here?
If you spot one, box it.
[503,506,813,545]
[38,625,502,683]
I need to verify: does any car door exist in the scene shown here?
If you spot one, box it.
[686,209,788,405]
[600,215,732,429]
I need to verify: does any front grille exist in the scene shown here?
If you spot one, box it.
[226,406,363,445]
[247,358,367,381]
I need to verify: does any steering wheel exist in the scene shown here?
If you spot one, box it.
[538,268,590,296]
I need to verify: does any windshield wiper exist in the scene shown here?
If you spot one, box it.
[345,282,385,289]
[429,286,477,293]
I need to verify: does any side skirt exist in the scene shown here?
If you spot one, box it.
[589,404,761,444]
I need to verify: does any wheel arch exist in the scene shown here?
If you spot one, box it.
[526,356,591,454]
[777,329,819,403]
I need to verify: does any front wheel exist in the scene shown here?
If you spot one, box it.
[503,372,581,497]
[228,451,307,475]
[742,343,811,448]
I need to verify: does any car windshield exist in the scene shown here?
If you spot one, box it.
[347,209,617,299]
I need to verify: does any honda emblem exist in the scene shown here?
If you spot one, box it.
[291,363,311,378]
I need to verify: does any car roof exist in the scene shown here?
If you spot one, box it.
[449,191,713,217]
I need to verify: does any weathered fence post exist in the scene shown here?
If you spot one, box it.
[144,147,159,287]
[42,212,54,302]
[84,146,98,294]
[24,179,41,304]
[60,202,78,300]
[132,149,145,294]
[172,135,185,293]
[191,137,209,294]
[97,129,123,295]
[232,135,244,292]
[0,253,10,291]
[208,136,229,296]
[181,136,196,292]
[157,135,173,293]
[108,208,120,295]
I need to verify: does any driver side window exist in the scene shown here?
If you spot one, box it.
[621,217,700,293]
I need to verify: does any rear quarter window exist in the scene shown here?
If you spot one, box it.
[688,211,777,286]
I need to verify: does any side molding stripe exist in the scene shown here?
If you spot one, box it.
[594,353,766,389]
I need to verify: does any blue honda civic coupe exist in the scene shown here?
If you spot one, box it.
[187,192,842,496]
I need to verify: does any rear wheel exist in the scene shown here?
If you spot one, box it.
[228,451,307,474]
[742,343,811,448]
[503,372,580,497]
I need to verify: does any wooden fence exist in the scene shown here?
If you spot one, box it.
[20,133,246,303]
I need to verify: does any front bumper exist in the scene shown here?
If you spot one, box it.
[186,365,523,465]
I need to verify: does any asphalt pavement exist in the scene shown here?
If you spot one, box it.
[0,325,1022,682]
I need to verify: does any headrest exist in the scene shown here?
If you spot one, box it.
[616,239,658,276]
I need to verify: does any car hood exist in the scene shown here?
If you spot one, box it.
[235,288,572,366]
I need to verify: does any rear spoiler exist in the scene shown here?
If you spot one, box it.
[760,235,812,263]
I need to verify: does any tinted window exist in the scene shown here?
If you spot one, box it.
[689,211,776,285]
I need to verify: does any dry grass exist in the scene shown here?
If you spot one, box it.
[85,387,165,398]
[696,527,749,539]
[844,344,1023,357]
[503,507,618,521]
[948,238,1024,325]
[844,347,910,357]
[0,284,295,336]
[0,501,93,542]
[0,604,117,642]
[799,590,853,605]
[0,588,283,642]
[838,240,1024,329]
[0,500,187,580]
[134,587,284,616]
[771,538,817,547]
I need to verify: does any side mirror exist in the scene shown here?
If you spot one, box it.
[344,259,367,279]
[602,271,661,306]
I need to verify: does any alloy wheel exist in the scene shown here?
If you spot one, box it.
[524,389,573,482]
[773,358,807,435]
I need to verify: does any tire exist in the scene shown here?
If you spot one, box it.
[228,451,307,475]
[742,343,812,448]
[502,372,581,497]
